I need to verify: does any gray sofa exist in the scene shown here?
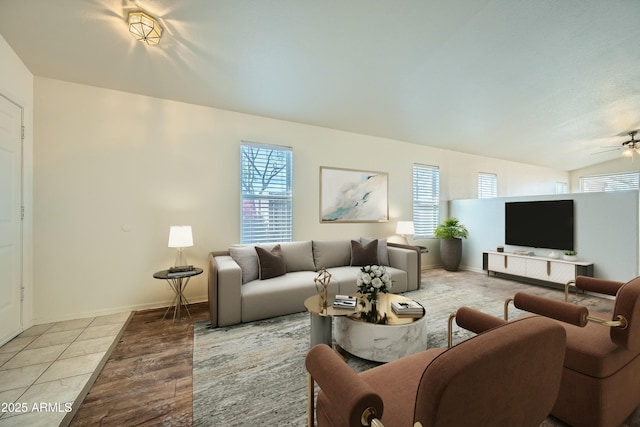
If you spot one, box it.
[207,239,421,327]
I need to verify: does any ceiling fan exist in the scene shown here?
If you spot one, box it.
[597,131,640,158]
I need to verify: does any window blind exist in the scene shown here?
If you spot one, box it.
[240,142,293,244]
[555,182,568,194]
[413,164,440,238]
[478,172,497,199]
[580,172,640,193]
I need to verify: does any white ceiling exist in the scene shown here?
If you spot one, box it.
[1,0,639,171]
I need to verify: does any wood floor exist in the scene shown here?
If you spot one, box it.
[68,269,615,426]
[69,302,210,426]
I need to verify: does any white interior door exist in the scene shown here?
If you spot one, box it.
[0,95,23,345]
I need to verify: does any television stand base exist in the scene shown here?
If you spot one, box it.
[482,251,593,286]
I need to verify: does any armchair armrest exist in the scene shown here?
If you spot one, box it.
[565,276,625,302]
[448,307,507,348]
[507,292,629,331]
[305,344,383,427]
[575,276,625,297]
[508,292,588,326]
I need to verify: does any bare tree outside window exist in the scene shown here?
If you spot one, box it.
[240,142,293,243]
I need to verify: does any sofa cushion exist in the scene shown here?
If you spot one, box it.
[560,310,639,378]
[360,237,390,266]
[313,240,352,269]
[242,272,319,322]
[351,239,379,266]
[279,240,315,272]
[229,244,259,284]
[256,244,286,280]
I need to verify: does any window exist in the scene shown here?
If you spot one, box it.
[413,164,440,238]
[580,172,640,193]
[240,142,293,243]
[555,182,568,194]
[478,172,497,199]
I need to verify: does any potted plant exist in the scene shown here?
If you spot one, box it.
[563,250,578,261]
[434,217,469,271]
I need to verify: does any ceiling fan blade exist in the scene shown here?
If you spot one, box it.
[593,147,622,155]
[616,129,640,137]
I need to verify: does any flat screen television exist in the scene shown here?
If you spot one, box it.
[505,200,574,250]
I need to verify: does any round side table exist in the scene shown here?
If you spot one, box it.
[153,268,203,322]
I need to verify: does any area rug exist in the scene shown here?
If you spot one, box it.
[192,280,639,426]
[193,280,518,426]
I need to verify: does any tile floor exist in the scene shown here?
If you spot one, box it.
[0,312,131,427]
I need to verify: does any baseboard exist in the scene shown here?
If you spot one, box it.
[421,264,483,274]
[460,265,484,273]
[31,294,209,325]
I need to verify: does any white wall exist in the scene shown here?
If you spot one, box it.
[0,35,34,328]
[450,191,639,282]
[32,77,569,323]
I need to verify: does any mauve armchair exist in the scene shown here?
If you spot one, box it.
[505,276,640,427]
[305,309,566,427]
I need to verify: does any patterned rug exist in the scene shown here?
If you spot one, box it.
[192,280,639,426]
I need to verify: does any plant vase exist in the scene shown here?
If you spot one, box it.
[440,238,463,271]
[368,289,379,305]
[358,297,387,324]
[434,217,468,272]
[356,265,392,324]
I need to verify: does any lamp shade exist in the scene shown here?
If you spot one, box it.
[168,226,193,248]
[128,11,163,45]
[396,221,415,235]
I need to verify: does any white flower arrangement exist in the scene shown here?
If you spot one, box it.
[356,265,392,302]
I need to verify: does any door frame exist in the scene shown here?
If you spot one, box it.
[0,92,25,346]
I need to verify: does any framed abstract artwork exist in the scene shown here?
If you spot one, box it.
[320,167,389,223]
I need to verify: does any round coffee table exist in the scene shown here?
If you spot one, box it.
[334,294,427,362]
[304,294,357,348]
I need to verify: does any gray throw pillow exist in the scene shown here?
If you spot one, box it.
[229,245,259,284]
[350,239,379,266]
[256,244,286,280]
[279,241,315,272]
[313,240,352,269]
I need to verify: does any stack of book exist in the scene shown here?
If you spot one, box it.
[391,300,424,316]
[167,265,196,277]
[332,295,357,309]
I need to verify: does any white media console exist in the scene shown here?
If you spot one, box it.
[483,251,594,285]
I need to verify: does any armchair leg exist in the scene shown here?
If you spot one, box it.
[447,312,456,348]
[307,373,315,427]
[504,297,514,320]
